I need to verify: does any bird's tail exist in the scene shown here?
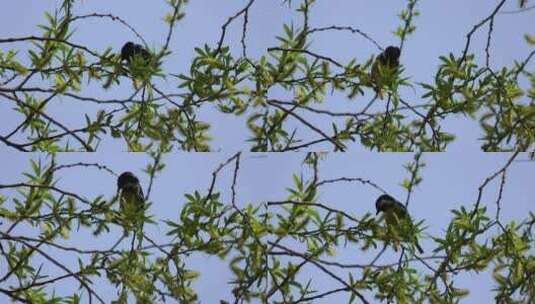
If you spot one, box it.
[415,240,424,254]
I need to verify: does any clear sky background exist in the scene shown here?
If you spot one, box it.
[1,1,535,303]
[0,0,534,151]
[1,151,534,302]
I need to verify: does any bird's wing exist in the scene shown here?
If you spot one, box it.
[392,201,409,218]
[384,209,401,227]
[136,185,145,206]
[390,201,418,236]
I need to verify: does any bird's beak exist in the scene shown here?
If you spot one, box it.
[376,210,380,215]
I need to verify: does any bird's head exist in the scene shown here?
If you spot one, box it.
[375,194,395,215]
[384,46,401,61]
[117,171,138,191]
[120,42,135,61]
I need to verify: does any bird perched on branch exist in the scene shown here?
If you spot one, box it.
[375,194,424,254]
[102,42,152,90]
[120,42,151,64]
[118,42,153,90]
[117,171,145,232]
[370,46,401,99]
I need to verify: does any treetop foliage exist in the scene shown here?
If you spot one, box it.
[0,0,533,152]
[1,1,535,302]
[0,152,534,303]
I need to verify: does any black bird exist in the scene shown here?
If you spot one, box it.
[117,171,145,230]
[375,194,424,254]
[375,46,401,70]
[120,42,151,64]
[371,46,401,98]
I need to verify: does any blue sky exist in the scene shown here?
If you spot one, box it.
[1,1,535,303]
[1,0,534,151]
